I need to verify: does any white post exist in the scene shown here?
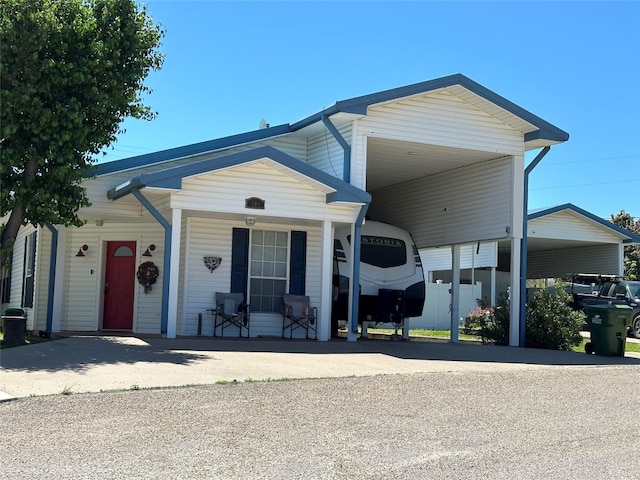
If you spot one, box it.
[347,222,358,342]
[318,220,333,341]
[52,226,66,332]
[509,237,521,346]
[167,208,182,339]
[490,267,497,308]
[451,244,461,343]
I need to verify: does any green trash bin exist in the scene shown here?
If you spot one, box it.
[584,304,632,356]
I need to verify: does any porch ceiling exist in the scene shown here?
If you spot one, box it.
[366,137,506,191]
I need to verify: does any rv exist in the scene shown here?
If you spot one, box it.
[332,221,425,333]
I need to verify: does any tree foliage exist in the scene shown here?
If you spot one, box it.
[610,210,640,280]
[0,0,164,267]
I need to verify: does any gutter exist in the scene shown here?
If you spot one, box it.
[131,189,171,335]
[519,146,550,346]
[44,223,58,333]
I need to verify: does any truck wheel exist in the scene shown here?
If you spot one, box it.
[585,342,594,354]
[632,314,640,340]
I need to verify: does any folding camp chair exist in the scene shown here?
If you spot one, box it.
[282,294,317,340]
[214,292,250,337]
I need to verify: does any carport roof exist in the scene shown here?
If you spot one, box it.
[529,203,640,245]
[107,145,371,205]
[97,74,568,176]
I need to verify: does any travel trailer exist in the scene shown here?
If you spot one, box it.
[332,221,425,333]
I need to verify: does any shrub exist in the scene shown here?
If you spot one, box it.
[525,284,585,351]
[468,285,584,350]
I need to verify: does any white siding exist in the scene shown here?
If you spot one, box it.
[62,223,164,332]
[182,218,323,338]
[369,156,515,248]
[172,161,356,223]
[307,122,352,180]
[85,137,309,217]
[527,244,622,278]
[420,242,498,272]
[528,212,622,244]
[33,227,51,331]
[5,225,36,327]
[358,90,524,157]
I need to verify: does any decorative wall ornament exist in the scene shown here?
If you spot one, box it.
[203,256,222,273]
[137,261,159,294]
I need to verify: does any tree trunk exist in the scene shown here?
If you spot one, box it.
[1,201,25,269]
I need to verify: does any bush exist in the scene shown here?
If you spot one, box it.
[525,285,584,351]
[466,285,585,351]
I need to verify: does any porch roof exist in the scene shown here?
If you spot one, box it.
[106,145,371,204]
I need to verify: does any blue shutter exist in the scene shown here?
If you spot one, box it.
[289,231,307,295]
[231,228,249,298]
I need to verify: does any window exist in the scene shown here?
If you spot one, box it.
[1,259,11,304]
[22,232,37,308]
[249,230,288,312]
[348,234,407,268]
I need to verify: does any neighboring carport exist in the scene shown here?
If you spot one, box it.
[498,203,640,278]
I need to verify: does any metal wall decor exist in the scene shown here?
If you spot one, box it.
[203,256,222,273]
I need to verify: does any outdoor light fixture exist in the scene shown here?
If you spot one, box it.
[142,244,156,257]
[245,217,256,227]
[75,244,89,257]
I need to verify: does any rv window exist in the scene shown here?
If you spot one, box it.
[356,235,407,268]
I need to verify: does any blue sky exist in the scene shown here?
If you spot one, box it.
[103,1,639,220]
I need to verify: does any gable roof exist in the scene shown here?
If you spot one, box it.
[107,146,371,205]
[97,73,568,176]
[529,203,640,244]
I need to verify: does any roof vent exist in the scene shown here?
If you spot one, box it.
[259,118,270,129]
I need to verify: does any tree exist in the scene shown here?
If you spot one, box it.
[610,210,640,280]
[0,0,164,269]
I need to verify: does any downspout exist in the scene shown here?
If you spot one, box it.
[322,114,351,183]
[350,204,369,335]
[132,189,172,335]
[520,146,550,346]
[44,223,58,333]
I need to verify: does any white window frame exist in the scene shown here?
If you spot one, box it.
[248,229,290,313]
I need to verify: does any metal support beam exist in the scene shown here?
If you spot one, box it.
[322,114,352,183]
[44,223,58,333]
[520,146,550,346]
[132,189,172,335]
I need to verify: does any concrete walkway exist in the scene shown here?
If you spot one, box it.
[2,334,639,399]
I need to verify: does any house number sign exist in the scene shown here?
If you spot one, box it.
[245,197,265,209]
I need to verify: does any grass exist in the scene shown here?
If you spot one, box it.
[0,330,57,349]
[371,327,640,353]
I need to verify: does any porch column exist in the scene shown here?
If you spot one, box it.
[52,226,66,332]
[450,244,460,343]
[509,238,522,346]
[167,208,182,339]
[318,219,333,341]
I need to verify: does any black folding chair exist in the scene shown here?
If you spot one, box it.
[214,292,250,337]
[282,294,317,339]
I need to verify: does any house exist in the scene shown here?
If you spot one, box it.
[1,74,569,345]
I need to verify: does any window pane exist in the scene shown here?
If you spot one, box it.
[252,230,264,246]
[263,262,274,277]
[276,231,288,246]
[264,230,275,245]
[276,247,287,262]
[114,246,134,257]
[264,246,275,261]
[250,262,262,276]
[275,263,287,277]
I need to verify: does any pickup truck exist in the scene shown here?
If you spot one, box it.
[569,276,640,338]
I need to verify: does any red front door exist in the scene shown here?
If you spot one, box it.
[103,241,136,330]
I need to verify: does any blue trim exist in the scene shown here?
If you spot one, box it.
[528,203,640,243]
[132,190,171,334]
[108,146,370,205]
[350,205,369,335]
[231,228,249,299]
[44,223,58,333]
[289,231,307,295]
[97,74,567,177]
[96,124,291,176]
[321,115,351,183]
[520,147,550,347]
